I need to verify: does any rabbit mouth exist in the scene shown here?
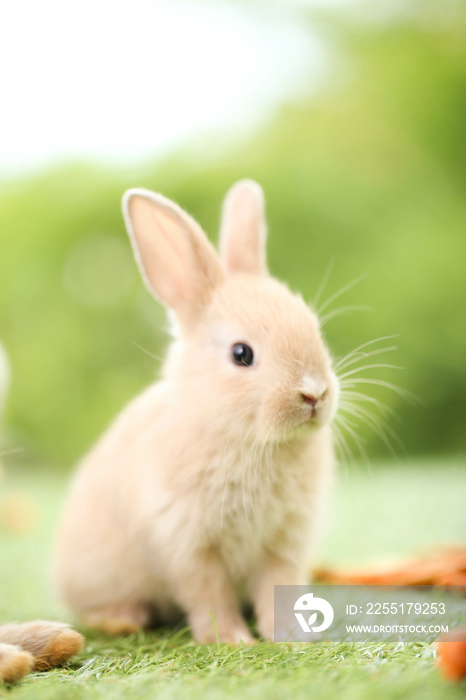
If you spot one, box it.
[308,407,319,421]
[284,407,328,436]
[304,411,325,429]
[301,389,329,425]
[302,398,336,429]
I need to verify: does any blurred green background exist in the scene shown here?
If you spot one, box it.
[0,1,465,469]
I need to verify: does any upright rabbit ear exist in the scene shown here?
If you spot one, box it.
[219,180,268,276]
[122,189,224,324]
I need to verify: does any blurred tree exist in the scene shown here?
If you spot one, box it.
[0,3,465,466]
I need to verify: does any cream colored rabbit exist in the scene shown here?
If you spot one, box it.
[54,180,339,644]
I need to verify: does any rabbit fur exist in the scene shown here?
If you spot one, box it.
[0,622,84,683]
[54,180,339,643]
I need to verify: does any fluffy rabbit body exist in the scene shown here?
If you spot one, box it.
[54,181,339,643]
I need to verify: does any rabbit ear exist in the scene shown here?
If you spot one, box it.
[123,189,224,323]
[220,180,268,276]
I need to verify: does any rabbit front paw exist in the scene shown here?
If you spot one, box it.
[191,615,255,645]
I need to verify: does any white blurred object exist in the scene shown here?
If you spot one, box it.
[0,0,328,177]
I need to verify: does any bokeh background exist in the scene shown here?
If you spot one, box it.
[0,0,465,470]
[1,10,465,699]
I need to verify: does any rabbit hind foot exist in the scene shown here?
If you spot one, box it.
[82,603,151,635]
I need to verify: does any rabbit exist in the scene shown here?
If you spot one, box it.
[0,621,84,683]
[54,180,339,644]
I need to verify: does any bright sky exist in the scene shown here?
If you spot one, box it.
[1,0,329,177]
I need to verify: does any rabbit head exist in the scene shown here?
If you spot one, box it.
[122,180,339,444]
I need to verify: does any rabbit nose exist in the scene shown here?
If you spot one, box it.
[300,389,327,408]
[301,392,318,407]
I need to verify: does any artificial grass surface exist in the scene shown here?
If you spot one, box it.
[1,458,465,698]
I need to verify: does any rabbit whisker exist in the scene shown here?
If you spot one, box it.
[288,358,307,367]
[339,389,400,422]
[332,420,356,471]
[331,421,355,482]
[339,377,418,404]
[333,335,400,371]
[130,340,164,364]
[339,399,404,458]
[334,344,398,373]
[338,362,404,380]
[316,272,369,317]
[312,257,335,310]
[319,305,373,328]
[334,413,369,465]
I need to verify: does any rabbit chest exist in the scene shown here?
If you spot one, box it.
[146,433,321,583]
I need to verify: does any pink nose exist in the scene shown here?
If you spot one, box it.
[301,393,318,407]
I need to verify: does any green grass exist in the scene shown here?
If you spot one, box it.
[1,458,465,699]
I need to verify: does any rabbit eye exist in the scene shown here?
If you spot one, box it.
[231,343,254,367]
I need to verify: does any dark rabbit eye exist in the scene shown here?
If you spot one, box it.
[231,343,254,367]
